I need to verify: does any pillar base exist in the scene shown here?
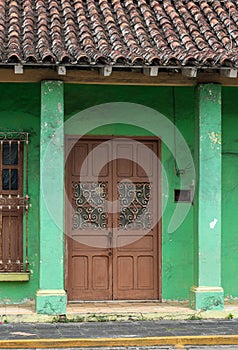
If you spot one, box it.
[190,286,224,311]
[35,289,67,315]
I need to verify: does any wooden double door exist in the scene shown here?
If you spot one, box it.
[66,137,161,301]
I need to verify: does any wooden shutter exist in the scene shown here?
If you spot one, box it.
[0,133,29,272]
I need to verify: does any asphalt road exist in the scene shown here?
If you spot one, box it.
[1,320,238,349]
[1,320,238,339]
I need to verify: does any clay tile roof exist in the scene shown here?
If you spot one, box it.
[1,0,238,67]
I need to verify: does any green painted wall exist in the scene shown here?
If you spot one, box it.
[64,84,195,300]
[0,83,40,303]
[222,87,238,299]
[0,83,236,303]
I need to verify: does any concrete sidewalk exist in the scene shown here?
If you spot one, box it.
[1,301,238,323]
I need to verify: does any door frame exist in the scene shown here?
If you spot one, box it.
[64,135,162,301]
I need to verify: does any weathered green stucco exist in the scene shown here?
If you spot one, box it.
[190,84,223,310]
[0,83,40,303]
[0,82,237,308]
[190,287,224,311]
[222,87,238,299]
[35,81,66,315]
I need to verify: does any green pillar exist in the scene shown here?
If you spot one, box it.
[190,84,223,311]
[35,81,66,315]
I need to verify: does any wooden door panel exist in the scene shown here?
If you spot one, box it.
[117,235,154,251]
[92,143,110,177]
[70,253,111,300]
[92,256,110,289]
[116,143,133,177]
[66,137,160,301]
[72,144,88,176]
[66,140,112,301]
[117,256,134,290]
[71,234,110,249]
[113,140,158,300]
[72,256,88,290]
[137,256,154,289]
[136,143,154,177]
[115,254,156,299]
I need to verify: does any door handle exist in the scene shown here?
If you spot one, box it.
[108,231,113,248]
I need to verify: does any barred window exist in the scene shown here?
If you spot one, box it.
[0,133,29,272]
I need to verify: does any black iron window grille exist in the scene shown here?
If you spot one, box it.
[0,132,29,272]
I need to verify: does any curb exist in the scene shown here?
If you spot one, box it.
[0,335,238,348]
[0,310,237,323]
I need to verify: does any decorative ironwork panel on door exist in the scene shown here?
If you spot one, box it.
[0,132,29,272]
[72,182,108,230]
[118,182,152,230]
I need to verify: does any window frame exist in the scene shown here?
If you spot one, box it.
[0,132,30,275]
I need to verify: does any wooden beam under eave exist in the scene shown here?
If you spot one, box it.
[0,68,238,86]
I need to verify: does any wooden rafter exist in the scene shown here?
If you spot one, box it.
[0,68,238,86]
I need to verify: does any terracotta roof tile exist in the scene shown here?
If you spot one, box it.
[1,0,238,66]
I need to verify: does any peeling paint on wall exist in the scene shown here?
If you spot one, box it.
[208,131,221,149]
[210,218,218,229]
[207,88,218,103]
